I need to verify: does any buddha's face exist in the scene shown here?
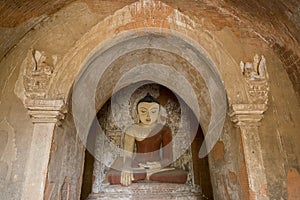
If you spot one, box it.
[137,102,160,125]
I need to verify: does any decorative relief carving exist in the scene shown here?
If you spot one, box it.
[23,49,57,98]
[240,54,269,104]
[88,183,202,199]
[240,54,268,80]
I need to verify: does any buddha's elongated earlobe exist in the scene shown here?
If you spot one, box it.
[158,106,167,124]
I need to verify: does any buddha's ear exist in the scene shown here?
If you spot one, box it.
[157,106,167,125]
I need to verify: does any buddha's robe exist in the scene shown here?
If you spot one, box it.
[106,125,187,184]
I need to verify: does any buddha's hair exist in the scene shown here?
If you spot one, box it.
[137,93,160,107]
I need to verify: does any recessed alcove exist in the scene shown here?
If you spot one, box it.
[80,83,213,199]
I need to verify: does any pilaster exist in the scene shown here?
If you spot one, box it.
[229,54,270,200]
[22,99,66,200]
[230,103,269,200]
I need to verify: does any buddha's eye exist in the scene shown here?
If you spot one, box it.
[151,109,158,114]
[140,110,147,114]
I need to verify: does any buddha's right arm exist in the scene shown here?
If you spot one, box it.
[123,133,135,168]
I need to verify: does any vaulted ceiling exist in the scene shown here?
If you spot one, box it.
[1,0,299,99]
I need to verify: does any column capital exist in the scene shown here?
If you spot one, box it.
[229,103,267,125]
[24,98,67,124]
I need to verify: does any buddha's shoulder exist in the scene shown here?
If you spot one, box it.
[126,124,138,132]
[126,124,147,137]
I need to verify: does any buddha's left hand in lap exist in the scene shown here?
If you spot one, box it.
[138,161,161,170]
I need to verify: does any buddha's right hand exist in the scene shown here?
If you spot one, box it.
[121,169,134,186]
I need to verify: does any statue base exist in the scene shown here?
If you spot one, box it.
[88,183,202,200]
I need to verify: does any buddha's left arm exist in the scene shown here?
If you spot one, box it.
[121,133,135,186]
[161,126,173,167]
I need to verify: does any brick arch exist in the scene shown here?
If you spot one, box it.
[48,2,249,160]
[71,31,227,158]
[49,0,247,105]
[69,31,230,199]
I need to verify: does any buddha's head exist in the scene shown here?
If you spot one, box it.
[137,93,160,125]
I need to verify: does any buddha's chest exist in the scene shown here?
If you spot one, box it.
[135,133,162,153]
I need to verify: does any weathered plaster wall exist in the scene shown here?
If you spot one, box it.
[0,3,100,199]
[260,51,300,200]
[210,34,300,199]
[209,117,242,200]
[44,112,85,200]
[0,52,33,199]
[214,26,300,199]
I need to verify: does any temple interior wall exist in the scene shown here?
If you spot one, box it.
[0,1,299,199]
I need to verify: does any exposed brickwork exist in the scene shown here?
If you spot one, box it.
[221,175,231,200]
[272,43,300,101]
[212,141,225,161]
[0,0,75,27]
[115,1,174,32]
[261,184,269,196]
[287,168,300,200]
[228,171,237,185]
[238,136,250,200]
[84,0,136,15]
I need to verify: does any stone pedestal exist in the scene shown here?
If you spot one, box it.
[21,99,66,200]
[88,183,202,200]
[230,104,269,200]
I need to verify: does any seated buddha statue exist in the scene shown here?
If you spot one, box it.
[105,93,187,186]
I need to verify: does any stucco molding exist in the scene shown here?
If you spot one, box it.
[229,103,267,126]
[229,102,270,199]
[23,98,66,124]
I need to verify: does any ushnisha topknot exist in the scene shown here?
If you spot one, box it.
[137,93,160,107]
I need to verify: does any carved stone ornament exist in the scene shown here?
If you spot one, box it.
[229,103,268,126]
[240,54,269,104]
[23,49,57,98]
[24,99,66,124]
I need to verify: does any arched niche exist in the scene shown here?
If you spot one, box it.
[49,1,247,106]
[43,1,247,199]
[68,31,228,199]
[81,82,214,199]
[71,32,227,158]
[19,1,268,199]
